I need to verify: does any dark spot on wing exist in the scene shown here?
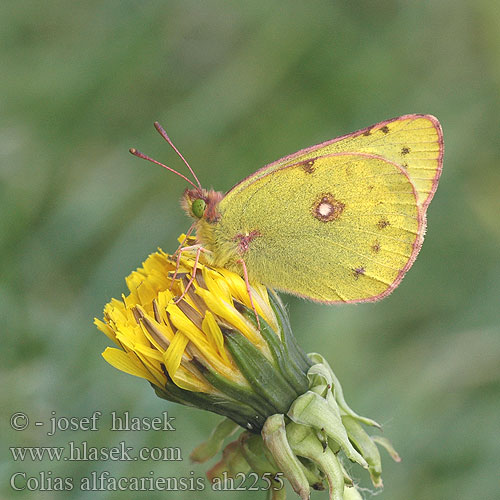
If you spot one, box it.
[381,125,390,134]
[371,241,381,253]
[363,128,372,136]
[353,267,366,279]
[401,146,411,155]
[301,159,316,174]
[233,230,261,255]
[377,218,390,229]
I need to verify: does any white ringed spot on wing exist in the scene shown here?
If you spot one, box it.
[312,193,345,223]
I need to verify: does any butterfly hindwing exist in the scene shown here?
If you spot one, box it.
[216,152,423,303]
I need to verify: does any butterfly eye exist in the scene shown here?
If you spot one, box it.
[192,199,206,218]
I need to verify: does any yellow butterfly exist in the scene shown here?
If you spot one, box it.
[131,114,443,304]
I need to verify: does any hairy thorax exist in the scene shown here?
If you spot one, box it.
[194,218,241,271]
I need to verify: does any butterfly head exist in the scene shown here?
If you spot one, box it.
[129,122,223,221]
[182,188,223,223]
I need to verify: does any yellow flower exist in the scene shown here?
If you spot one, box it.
[96,236,399,499]
[95,236,310,431]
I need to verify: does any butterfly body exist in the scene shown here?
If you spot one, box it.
[176,114,442,303]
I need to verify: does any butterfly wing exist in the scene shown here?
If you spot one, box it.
[216,153,423,303]
[227,114,443,212]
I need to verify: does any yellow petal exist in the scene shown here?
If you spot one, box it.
[196,287,261,347]
[202,311,231,365]
[172,366,213,393]
[167,304,236,378]
[135,305,174,349]
[102,347,164,386]
[202,268,233,304]
[132,343,164,362]
[94,318,118,344]
[216,269,272,324]
[164,332,190,378]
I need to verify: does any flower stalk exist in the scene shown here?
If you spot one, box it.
[96,238,399,499]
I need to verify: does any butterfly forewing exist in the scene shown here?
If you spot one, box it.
[226,114,443,213]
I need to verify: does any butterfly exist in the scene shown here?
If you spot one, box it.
[130,114,443,305]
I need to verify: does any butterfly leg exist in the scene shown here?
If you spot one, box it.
[169,242,202,290]
[236,258,261,330]
[173,222,196,259]
[174,245,204,304]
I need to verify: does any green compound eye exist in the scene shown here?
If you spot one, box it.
[192,199,206,218]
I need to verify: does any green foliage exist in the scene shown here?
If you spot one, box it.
[2,1,499,499]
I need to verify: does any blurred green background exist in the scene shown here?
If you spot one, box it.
[2,1,499,499]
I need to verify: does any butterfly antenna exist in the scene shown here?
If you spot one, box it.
[128,148,199,189]
[154,122,202,191]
